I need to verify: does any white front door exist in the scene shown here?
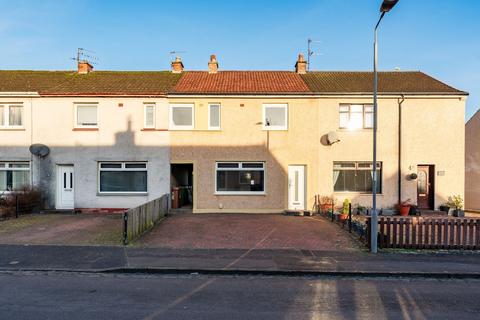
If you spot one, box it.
[288,165,305,210]
[56,165,74,209]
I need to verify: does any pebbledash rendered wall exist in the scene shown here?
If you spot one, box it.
[0,96,170,210]
[169,94,466,213]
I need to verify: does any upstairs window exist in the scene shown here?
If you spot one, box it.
[339,104,373,129]
[333,161,382,193]
[0,104,23,128]
[263,104,288,130]
[75,104,98,127]
[98,162,147,193]
[144,103,156,128]
[208,103,221,130]
[170,104,194,130]
[0,162,30,191]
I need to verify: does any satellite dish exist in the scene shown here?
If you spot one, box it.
[326,131,340,145]
[29,144,50,157]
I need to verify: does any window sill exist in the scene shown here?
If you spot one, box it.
[215,192,266,196]
[262,128,288,131]
[0,127,25,131]
[337,128,373,132]
[97,192,148,196]
[333,192,383,196]
[141,128,168,131]
[73,127,99,131]
[169,127,194,131]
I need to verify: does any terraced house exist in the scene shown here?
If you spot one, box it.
[0,54,467,214]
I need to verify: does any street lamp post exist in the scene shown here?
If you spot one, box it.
[371,0,399,253]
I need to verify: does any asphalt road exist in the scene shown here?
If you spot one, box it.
[1,272,479,320]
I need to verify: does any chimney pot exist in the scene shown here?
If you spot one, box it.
[78,61,93,74]
[208,54,219,74]
[171,56,184,73]
[295,53,307,74]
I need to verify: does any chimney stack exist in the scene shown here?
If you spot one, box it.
[78,61,93,74]
[208,54,219,74]
[295,53,307,74]
[171,56,184,73]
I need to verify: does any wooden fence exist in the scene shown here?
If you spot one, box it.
[123,194,169,245]
[367,217,480,250]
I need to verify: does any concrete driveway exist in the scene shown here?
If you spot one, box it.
[0,213,122,246]
[138,213,361,251]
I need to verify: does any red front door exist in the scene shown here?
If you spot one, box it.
[417,165,434,209]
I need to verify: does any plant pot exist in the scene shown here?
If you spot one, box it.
[399,205,410,216]
[338,213,348,223]
[453,209,464,218]
[439,205,450,213]
[320,204,332,213]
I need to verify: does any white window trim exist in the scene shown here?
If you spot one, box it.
[74,103,99,128]
[169,103,194,130]
[208,103,221,130]
[143,103,156,129]
[97,161,148,195]
[262,103,288,131]
[339,104,374,130]
[0,104,24,129]
[0,161,31,192]
[333,161,382,194]
[214,161,266,195]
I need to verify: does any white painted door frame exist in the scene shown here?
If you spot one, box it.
[56,165,74,210]
[288,165,306,210]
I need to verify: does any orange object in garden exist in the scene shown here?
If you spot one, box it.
[171,187,180,209]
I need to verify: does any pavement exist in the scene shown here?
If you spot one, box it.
[1,244,480,277]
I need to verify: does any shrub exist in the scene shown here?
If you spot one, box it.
[0,186,45,219]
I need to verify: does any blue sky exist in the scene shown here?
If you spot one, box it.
[0,0,478,120]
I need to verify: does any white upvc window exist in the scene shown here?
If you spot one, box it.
[215,162,265,195]
[98,162,147,194]
[208,103,221,130]
[75,104,98,128]
[0,104,23,128]
[169,103,194,130]
[0,161,30,191]
[339,104,374,130]
[262,103,288,130]
[144,103,156,128]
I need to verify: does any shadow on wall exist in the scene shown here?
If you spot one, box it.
[1,118,169,209]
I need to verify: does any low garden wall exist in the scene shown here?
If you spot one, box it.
[123,194,169,245]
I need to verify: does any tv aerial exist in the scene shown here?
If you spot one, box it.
[70,48,99,65]
[307,38,322,71]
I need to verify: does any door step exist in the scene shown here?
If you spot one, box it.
[169,208,193,215]
[283,210,313,217]
[40,209,76,215]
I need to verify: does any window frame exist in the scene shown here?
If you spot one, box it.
[338,104,374,130]
[97,161,148,195]
[208,103,221,130]
[0,161,31,192]
[262,103,288,131]
[333,161,382,194]
[0,104,24,129]
[215,161,266,195]
[169,103,194,130]
[143,103,156,129]
[74,103,99,128]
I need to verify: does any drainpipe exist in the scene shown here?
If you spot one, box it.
[398,94,405,204]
